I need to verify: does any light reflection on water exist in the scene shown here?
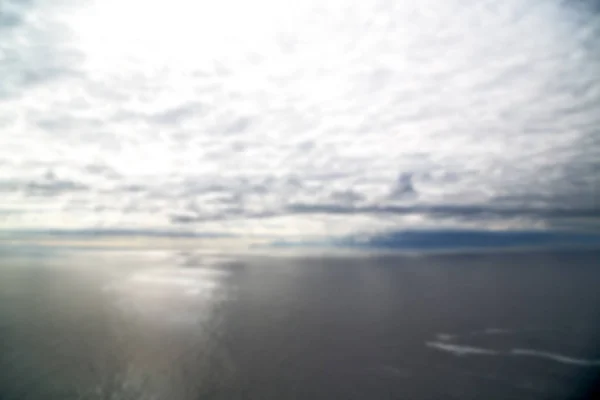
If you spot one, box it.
[105,265,232,325]
[0,250,242,399]
[1,248,600,399]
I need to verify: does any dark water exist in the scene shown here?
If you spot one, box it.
[1,249,600,399]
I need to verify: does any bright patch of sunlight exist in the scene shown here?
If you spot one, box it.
[71,0,303,71]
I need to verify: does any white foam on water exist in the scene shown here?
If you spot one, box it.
[510,349,600,367]
[426,341,499,356]
[440,327,558,340]
[427,340,600,367]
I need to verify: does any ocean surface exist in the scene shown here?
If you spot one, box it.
[1,248,600,399]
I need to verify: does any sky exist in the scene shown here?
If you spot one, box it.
[1,0,599,243]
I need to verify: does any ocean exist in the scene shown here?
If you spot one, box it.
[1,248,599,399]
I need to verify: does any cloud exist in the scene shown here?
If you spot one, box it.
[0,1,81,99]
[286,204,600,220]
[388,173,416,200]
[1,0,599,238]
[0,170,87,197]
[20,170,87,196]
[83,163,121,179]
[0,1,27,29]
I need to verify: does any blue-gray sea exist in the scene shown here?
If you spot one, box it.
[1,248,600,399]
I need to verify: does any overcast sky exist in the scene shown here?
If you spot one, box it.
[1,0,599,239]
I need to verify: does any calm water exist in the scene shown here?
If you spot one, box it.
[1,249,600,399]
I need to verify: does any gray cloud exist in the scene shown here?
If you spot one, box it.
[329,189,364,205]
[22,170,87,197]
[151,104,202,125]
[169,197,600,229]
[111,102,204,126]
[0,6,81,98]
[388,173,416,200]
[286,204,600,221]
[224,117,252,134]
[0,0,38,28]
[82,164,122,181]
[1,0,599,236]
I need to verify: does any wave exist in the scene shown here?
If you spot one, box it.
[510,349,600,366]
[427,341,600,367]
[426,341,499,356]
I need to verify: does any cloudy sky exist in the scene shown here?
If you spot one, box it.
[1,0,599,240]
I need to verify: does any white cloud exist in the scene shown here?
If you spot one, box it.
[1,0,599,238]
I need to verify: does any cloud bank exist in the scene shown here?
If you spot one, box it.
[1,0,599,239]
